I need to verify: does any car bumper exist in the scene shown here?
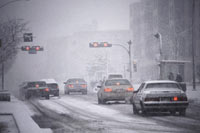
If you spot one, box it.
[102,92,132,101]
[50,89,59,95]
[27,89,49,97]
[143,101,189,110]
[68,89,87,92]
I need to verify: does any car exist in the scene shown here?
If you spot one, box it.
[108,74,123,79]
[97,78,134,104]
[64,78,87,95]
[19,81,50,100]
[47,83,59,97]
[132,80,189,116]
[41,79,59,97]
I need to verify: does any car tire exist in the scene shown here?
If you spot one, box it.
[98,98,102,104]
[170,110,176,116]
[25,93,31,100]
[133,103,139,114]
[82,91,87,95]
[45,95,50,100]
[179,109,186,116]
[140,102,147,116]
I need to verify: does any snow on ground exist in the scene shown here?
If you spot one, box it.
[0,96,52,133]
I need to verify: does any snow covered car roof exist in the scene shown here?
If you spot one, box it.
[41,79,57,84]
[144,80,178,84]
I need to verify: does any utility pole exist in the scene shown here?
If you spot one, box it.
[154,32,163,79]
[192,0,196,90]
[128,40,132,82]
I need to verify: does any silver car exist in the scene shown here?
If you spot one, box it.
[132,80,189,116]
[97,78,134,104]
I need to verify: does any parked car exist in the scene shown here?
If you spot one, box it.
[97,78,134,104]
[132,80,189,116]
[64,78,87,95]
[41,79,59,97]
[19,81,50,100]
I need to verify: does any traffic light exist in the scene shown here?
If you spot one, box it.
[32,46,44,51]
[21,46,31,51]
[21,46,44,54]
[0,39,2,48]
[89,42,112,48]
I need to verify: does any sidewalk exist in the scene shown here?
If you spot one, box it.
[0,95,52,133]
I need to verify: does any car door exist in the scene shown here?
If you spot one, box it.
[134,83,145,109]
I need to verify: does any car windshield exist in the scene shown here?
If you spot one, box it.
[105,79,131,86]
[67,79,86,84]
[146,83,179,89]
[47,83,58,88]
[28,82,46,87]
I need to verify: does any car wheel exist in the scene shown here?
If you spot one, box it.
[140,102,147,115]
[170,110,176,115]
[179,109,186,116]
[45,95,50,100]
[82,91,87,95]
[98,98,102,104]
[25,93,31,100]
[133,103,139,114]
[102,99,106,104]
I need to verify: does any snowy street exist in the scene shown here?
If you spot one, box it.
[27,88,200,133]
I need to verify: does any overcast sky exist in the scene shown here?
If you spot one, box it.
[0,0,138,42]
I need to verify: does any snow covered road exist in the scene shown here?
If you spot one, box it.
[28,93,200,133]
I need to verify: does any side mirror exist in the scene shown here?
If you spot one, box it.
[133,90,138,93]
[63,82,66,84]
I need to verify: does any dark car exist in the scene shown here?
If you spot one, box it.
[132,80,189,116]
[47,83,59,97]
[64,78,87,95]
[19,81,50,100]
[97,78,134,104]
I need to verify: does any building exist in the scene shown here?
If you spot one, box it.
[130,0,200,82]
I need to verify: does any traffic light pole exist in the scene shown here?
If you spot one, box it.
[113,40,132,82]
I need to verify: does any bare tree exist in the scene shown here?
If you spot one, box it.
[0,19,28,89]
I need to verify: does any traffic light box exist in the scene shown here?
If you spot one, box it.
[89,42,112,48]
[21,46,44,54]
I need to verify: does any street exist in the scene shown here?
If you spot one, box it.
[26,92,200,133]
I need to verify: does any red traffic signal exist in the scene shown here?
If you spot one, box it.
[89,42,112,48]
[21,46,31,51]
[32,46,44,51]
[21,46,44,52]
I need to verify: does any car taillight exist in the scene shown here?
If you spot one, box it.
[81,84,87,88]
[68,84,74,88]
[45,88,49,92]
[104,88,112,92]
[35,84,39,88]
[126,87,134,92]
[173,96,178,101]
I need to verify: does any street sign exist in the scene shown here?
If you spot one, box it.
[23,33,33,42]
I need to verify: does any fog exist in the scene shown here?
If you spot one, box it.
[0,0,138,93]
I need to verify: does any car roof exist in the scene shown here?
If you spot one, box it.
[105,78,129,81]
[144,80,178,84]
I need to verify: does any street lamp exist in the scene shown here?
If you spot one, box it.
[113,40,132,82]
[154,32,163,79]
